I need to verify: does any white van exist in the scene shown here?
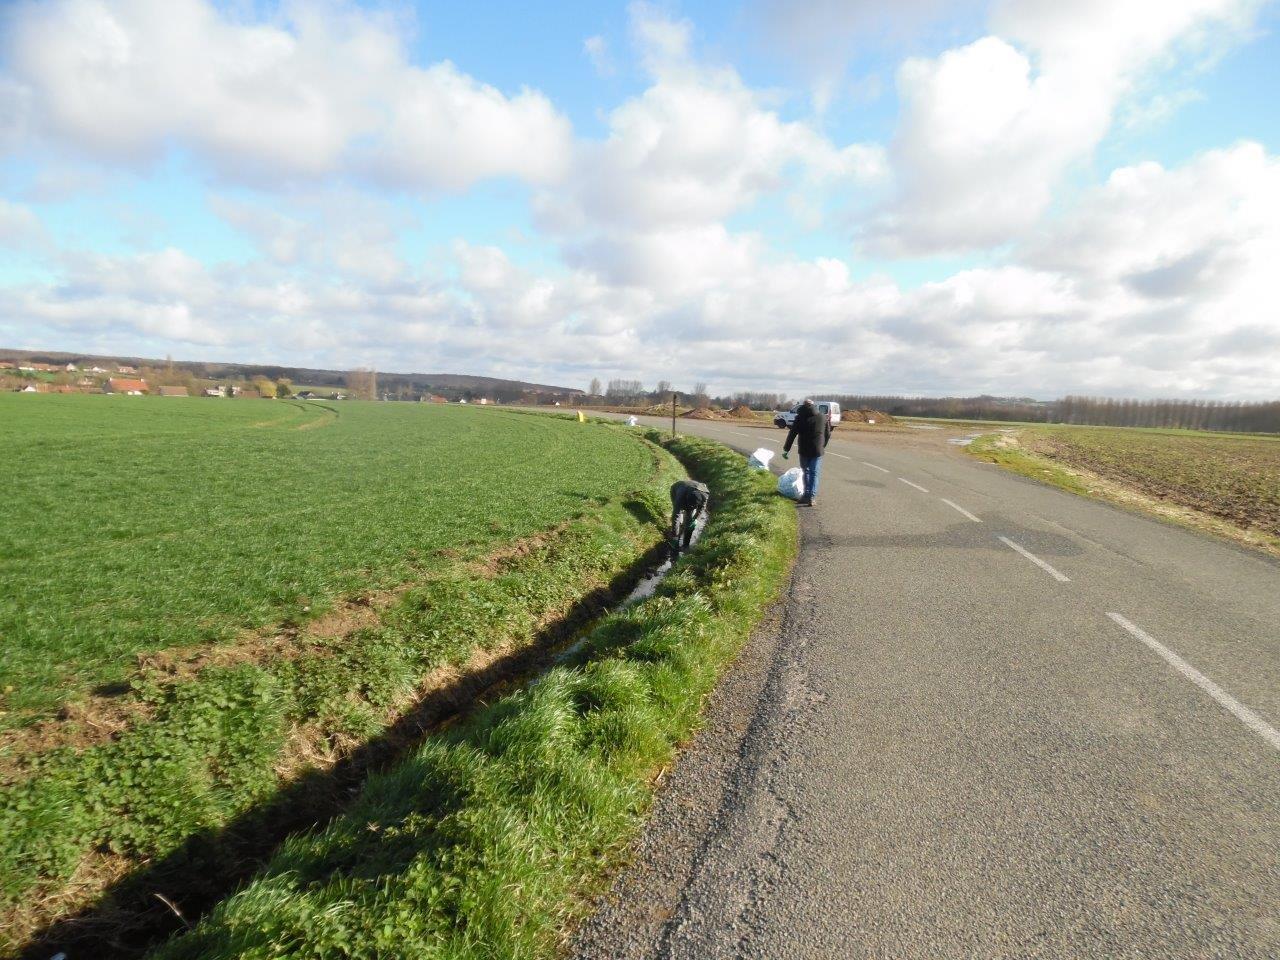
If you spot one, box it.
[774,400,842,429]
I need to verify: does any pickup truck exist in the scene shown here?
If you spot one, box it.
[773,401,842,429]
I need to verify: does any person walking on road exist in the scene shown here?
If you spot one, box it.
[782,399,831,506]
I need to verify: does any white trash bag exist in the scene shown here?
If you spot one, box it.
[626,415,639,427]
[777,467,806,501]
[747,447,774,471]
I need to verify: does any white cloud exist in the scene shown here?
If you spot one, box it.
[754,0,971,111]
[584,35,614,77]
[1,0,572,191]
[0,198,47,249]
[10,143,1277,398]
[868,0,1264,255]
[536,1,886,292]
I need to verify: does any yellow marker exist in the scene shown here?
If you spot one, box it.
[577,411,586,422]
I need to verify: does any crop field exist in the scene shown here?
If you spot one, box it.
[972,425,1280,544]
[0,394,662,723]
[1,394,691,955]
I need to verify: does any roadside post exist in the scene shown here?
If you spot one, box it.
[671,392,677,439]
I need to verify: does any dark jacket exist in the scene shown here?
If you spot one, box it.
[783,406,831,459]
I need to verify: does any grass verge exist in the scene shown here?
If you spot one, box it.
[141,431,796,960]
[2,440,685,956]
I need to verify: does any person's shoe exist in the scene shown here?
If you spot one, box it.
[799,496,813,507]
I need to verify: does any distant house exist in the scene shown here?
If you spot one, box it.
[64,363,78,372]
[158,385,189,397]
[116,365,138,374]
[295,391,316,400]
[18,384,37,393]
[104,378,149,395]
[89,366,108,373]
[424,394,447,403]
[203,387,223,397]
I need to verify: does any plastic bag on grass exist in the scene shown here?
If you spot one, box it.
[626,415,639,426]
[748,447,774,470]
[777,467,805,501]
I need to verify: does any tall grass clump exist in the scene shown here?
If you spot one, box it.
[147,432,796,960]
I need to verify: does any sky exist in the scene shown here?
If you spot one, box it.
[1,0,1278,399]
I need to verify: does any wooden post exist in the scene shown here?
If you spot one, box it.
[671,392,677,439]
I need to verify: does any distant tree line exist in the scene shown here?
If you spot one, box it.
[837,394,1280,433]
[1052,395,1280,432]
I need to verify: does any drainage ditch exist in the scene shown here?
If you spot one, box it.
[22,509,710,960]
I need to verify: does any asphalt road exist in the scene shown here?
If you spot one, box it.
[573,415,1280,959]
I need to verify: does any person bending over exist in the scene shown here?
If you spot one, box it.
[782,399,831,506]
[669,479,710,552]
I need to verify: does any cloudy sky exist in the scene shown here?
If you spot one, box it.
[1,0,1278,398]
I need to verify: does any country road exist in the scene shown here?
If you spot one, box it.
[574,414,1280,959]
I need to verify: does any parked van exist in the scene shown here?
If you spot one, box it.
[774,400,842,429]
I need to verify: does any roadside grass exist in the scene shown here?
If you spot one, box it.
[0,395,661,724]
[969,429,1280,554]
[143,431,796,960]
[1,402,685,954]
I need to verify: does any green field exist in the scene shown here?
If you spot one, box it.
[970,425,1280,547]
[0,394,662,723]
[1,394,692,953]
[0,397,796,960]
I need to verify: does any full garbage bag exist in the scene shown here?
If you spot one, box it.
[626,415,639,426]
[777,467,806,501]
[748,447,774,470]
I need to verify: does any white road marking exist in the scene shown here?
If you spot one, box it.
[940,498,982,522]
[898,477,929,493]
[1107,613,1280,752]
[829,452,852,460]
[997,536,1071,582]
[861,461,890,473]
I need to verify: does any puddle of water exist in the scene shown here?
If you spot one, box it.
[553,512,708,665]
[908,424,942,430]
[948,433,984,446]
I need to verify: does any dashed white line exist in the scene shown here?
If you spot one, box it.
[1107,613,1280,751]
[861,461,890,473]
[940,498,982,522]
[829,452,852,460]
[997,536,1070,582]
[898,477,929,493]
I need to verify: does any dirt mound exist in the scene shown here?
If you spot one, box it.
[728,404,756,419]
[682,407,725,420]
[843,408,894,424]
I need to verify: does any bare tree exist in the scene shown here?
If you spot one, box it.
[345,368,378,401]
[589,377,602,397]
[692,382,709,409]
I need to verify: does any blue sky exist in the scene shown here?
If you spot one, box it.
[1,0,1278,398]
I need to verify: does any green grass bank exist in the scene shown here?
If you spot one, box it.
[1,401,687,954]
[139,431,796,960]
